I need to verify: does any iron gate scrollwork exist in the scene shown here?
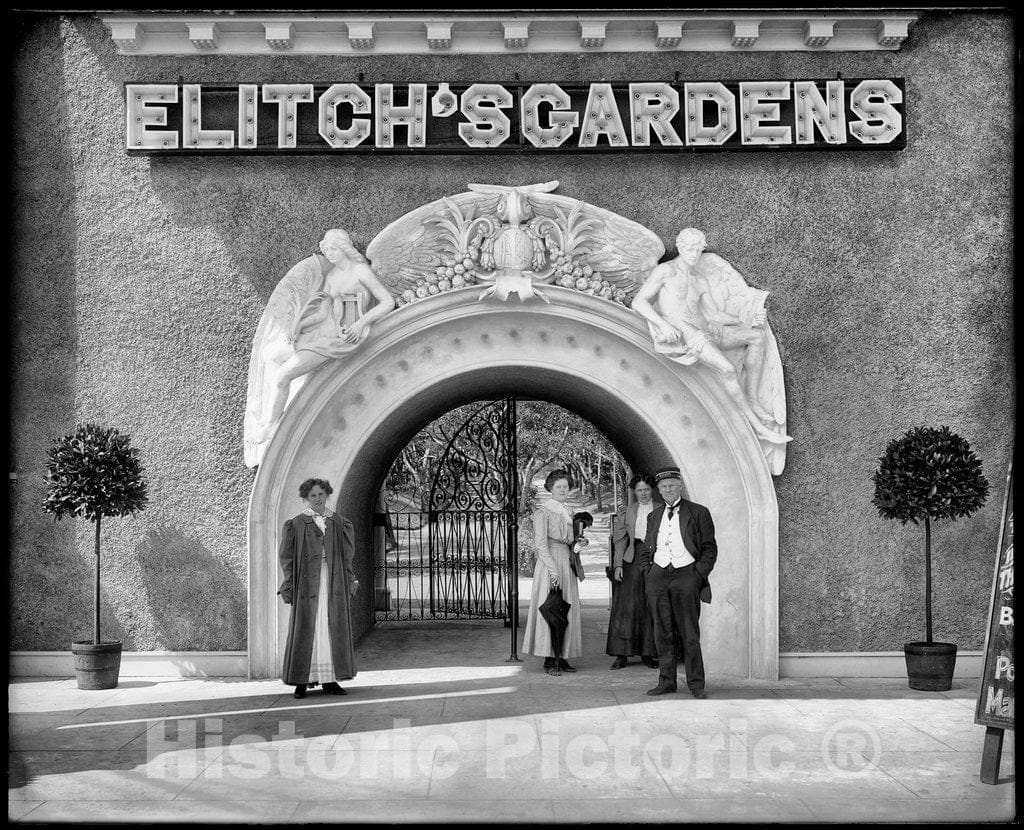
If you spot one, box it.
[375,398,519,626]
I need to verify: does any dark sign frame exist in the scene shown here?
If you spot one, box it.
[975,460,1014,731]
[124,79,907,155]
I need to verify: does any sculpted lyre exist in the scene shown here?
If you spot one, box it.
[632,228,791,451]
[244,230,395,466]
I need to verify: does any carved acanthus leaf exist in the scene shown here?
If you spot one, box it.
[366,192,501,293]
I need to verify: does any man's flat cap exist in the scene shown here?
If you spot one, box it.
[654,466,682,483]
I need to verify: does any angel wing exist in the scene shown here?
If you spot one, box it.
[693,253,767,327]
[759,325,788,476]
[694,252,788,471]
[366,191,501,294]
[243,253,326,468]
[525,193,664,294]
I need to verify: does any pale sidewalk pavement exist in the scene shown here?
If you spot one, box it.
[9,594,1016,824]
[8,513,1015,824]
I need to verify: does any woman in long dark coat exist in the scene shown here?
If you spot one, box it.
[606,472,660,669]
[278,477,359,698]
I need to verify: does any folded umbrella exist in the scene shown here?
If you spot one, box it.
[538,585,571,673]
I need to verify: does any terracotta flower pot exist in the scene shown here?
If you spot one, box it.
[903,641,957,691]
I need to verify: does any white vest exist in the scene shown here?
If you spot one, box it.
[653,502,696,569]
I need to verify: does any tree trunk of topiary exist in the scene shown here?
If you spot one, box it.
[94,516,101,645]
[924,515,932,645]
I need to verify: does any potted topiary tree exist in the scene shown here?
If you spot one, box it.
[872,425,989,691]
[42,424,149,690]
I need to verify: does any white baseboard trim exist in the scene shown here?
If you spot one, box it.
[8,651,248,678]
[10,650,985,680]
[780,651,984,678]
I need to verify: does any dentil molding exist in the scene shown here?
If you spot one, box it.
[100,12,919,55]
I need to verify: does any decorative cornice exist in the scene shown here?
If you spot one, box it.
[803,19,835,48]
[426,23,451,50]
[503,21,529,49]
[98,12,920,56]
[263,21,293,51]
[876,18,912,48]
[655,21,683,49]
[731,19,761,49]
[187,21,219,51]
[347,21,375,50]
[106,19,141,52]
[579,21,607,49]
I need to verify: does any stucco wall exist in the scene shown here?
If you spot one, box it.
[9,11,1013,652]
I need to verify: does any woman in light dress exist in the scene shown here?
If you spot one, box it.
[523,469,584,675]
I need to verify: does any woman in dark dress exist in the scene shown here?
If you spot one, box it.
[605,473,660,669]
[278,477,359,698]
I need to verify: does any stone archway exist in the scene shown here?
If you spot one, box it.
[248,290,779,680]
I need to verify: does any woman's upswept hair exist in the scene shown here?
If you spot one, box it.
[628,472,656,491]
[299,477,333,499]
[543,469,572,492]
[320,228,368,264]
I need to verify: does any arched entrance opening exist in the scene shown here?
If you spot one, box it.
[371,396,647,635]
[248,290,779,680]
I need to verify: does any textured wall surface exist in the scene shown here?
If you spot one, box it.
[9,12,1013,653]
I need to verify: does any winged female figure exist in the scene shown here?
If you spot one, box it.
[244,229,395,467]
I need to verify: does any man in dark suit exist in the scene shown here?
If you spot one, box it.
[640,466,718,698]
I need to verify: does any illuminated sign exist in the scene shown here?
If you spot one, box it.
[126,80,905,153]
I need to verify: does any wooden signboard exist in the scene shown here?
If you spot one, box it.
[975,459,1014,783]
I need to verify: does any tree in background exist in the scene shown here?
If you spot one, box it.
[384,399,626,515]
[385,403,479,510]
[515,401,573,513]
[381,399,627,575]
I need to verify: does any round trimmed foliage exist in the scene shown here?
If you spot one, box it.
[43,424,149,523]
[872,425,989,526]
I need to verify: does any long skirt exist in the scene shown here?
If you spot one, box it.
[306,558,336,684]
[605,543,657,658]
[523,541,582,659]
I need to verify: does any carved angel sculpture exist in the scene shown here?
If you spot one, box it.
[631,228,791,469]
[244,229,395,467]
[364,180,665,309]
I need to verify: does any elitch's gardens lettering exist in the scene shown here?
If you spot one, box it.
[125,80,905,154]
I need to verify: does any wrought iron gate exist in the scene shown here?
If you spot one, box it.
[374,398,519,628]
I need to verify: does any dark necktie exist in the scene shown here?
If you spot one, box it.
[667,502,678,520]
